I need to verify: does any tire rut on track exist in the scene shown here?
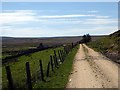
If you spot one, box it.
[66,44,118,88]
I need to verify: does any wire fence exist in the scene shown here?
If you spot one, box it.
[4,42,79,90]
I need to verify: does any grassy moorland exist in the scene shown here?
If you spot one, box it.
[2,46,63,89]
[2,36,105,63]
[2,44,79,89]
[2,36,105,52]
[87,30,120,63]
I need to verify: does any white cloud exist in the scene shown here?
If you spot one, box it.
[96,15,109,18]
[0,10,112,25]
[0,10,111,26]
[37,19,83,24]
[41,18,117,25]
[38,14,96,18]
[88,10,98,13]
[0,10,38,25]
[0,10,117,37]
[84,18,117,24]
[1,27,51,37]
[62,26,118,35]
[36,18,117,25]
[88,19,113,20]
[39,14,109,19]
[1,25,117,37]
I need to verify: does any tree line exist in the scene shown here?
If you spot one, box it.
[80,34,91,43]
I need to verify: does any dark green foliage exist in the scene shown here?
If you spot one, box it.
[87,30,120,64]
[109,30,120,38]
[37,43,44,49]
[87,30,120,53]
[81,34,91,43]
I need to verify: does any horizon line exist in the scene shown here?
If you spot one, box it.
[1,35,108,38]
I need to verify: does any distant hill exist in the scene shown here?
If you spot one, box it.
[2,36,14,39]
[2,35,106,52]
[109,30,120,38]
[87,30,120,64]
[1,35,106,39]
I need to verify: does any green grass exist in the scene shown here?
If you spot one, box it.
[2,45,79,89]
[2,45,30,52]
[0,66,2,90]
[2,53,13,60]
[87,36,119,53]
[33,45,79,88]
[2,47,63,89]
[87,30,120,53]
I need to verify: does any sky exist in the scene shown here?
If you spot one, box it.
[0,2,118,37]
[1,0,119,2]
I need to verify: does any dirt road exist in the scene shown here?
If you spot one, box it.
[67,44,118,88]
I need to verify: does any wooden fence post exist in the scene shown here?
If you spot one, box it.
[61,50,64,61]
[55,56,58,65]
[72,43,73,48]
[60,50,63,62]
[53,55,58,68]
[54,50,56,57]
[68,46,70,53]
[54,50,58,65]
[70,45,72,51]
[65,47,67,54]
[39,60,45,81]
[50,56,54,73]
[26,62,32,90]
[6,66,14,90]
[58,50,61,62]
[67,46,69,53]
[64,47,66,56]
[66,47,68,54]
[46,61,50,77]
[62,50,64,60]
[65,47,67,55]
[64,48,66,57]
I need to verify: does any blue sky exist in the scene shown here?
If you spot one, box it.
[1,2,118,37]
